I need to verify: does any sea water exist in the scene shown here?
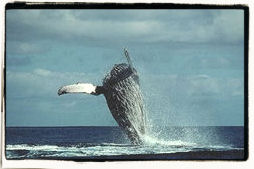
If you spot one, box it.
[5,126,244,160]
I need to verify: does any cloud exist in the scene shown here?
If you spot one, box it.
[6,41,47,55]
[34,68,51,76]
[6,9,244,46]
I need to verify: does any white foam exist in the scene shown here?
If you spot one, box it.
[6,141,241,159]
[142,135,197,147]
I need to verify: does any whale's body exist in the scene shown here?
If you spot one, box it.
[102,63,146,144]
[58,49,146,144]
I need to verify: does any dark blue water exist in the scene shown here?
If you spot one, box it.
[5,126,244,160]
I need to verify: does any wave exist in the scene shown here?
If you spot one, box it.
[6,140,243,159]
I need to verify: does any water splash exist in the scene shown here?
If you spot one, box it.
[142,135,196,147]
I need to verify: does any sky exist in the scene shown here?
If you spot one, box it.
[5,9,244,126]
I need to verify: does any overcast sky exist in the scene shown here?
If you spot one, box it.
[6,9,244,126]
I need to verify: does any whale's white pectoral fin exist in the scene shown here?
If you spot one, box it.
[58,83,96,96]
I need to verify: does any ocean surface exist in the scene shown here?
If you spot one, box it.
[5,126,245,160]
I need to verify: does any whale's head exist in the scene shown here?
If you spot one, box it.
[102,63,139,88]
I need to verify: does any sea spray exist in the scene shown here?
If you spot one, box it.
[102,63,188,147]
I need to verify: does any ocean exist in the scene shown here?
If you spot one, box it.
[5,126,245,160]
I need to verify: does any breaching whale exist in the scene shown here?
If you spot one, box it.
[58,49,146,144]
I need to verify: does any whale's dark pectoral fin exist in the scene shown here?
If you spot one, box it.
[124,48,134,71]
[91,86,105,95]
[58,83,99,96]
[58,88,66,96]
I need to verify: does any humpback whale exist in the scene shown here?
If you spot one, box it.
[58,49,146,144]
